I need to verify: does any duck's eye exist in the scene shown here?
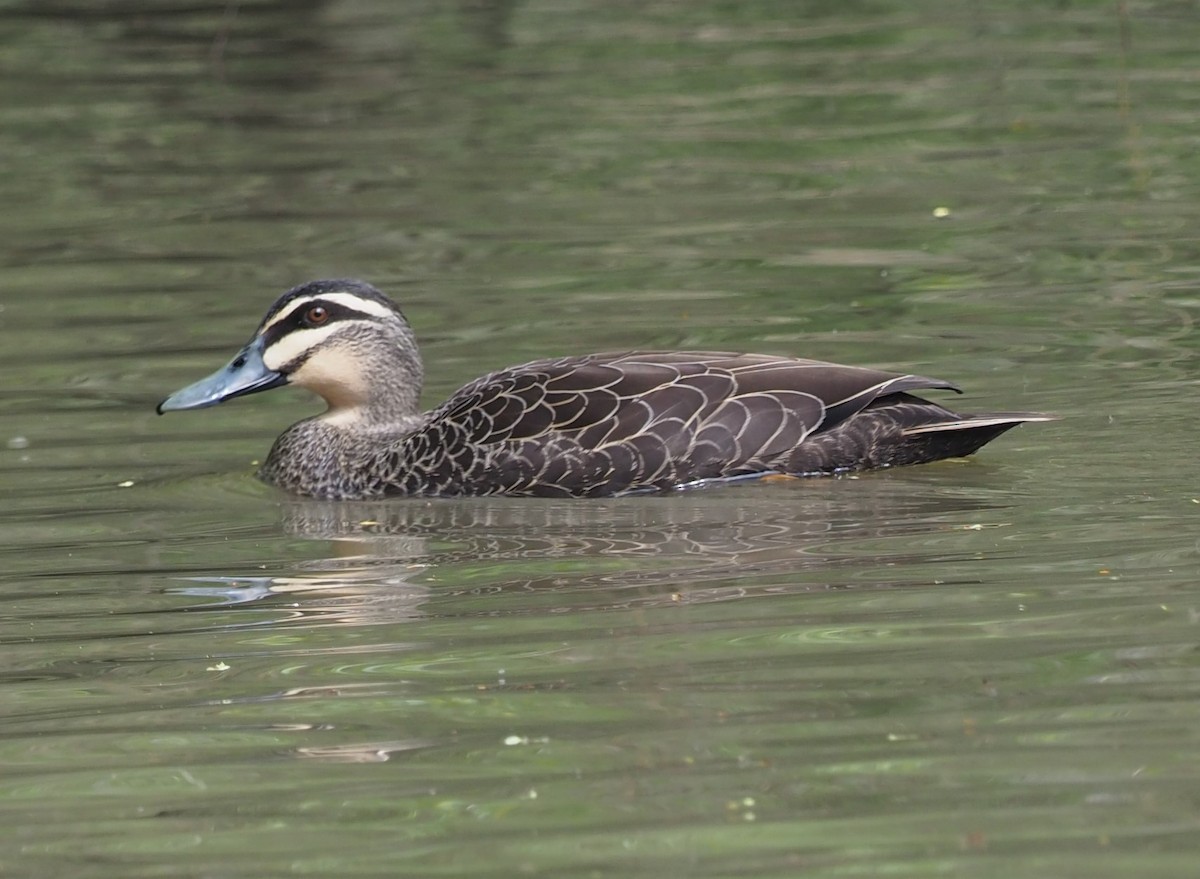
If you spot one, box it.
[304,306,329,326]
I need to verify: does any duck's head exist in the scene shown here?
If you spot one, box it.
[157,279,423,422]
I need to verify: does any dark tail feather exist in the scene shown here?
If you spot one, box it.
[897,412,1055,463]
[784,410,1055,474]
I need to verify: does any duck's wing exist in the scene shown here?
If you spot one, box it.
[432,351,958,460]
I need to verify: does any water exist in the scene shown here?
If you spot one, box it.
[3,1,1200,876]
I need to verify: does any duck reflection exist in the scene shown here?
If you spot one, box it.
[178,475,1015,623]
[174,473,1019,626]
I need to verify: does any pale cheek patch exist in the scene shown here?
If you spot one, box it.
[289,348,370,411]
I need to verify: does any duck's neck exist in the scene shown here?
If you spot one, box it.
[299,342,424,427]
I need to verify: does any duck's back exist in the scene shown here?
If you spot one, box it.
[376,351,1017,497]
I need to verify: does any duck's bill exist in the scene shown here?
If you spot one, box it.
[157,337,286,414]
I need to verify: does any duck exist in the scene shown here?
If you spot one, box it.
[157,279,1051,499]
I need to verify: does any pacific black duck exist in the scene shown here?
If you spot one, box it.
[158,279,1050,499]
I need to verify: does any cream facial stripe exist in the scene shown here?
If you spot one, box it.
[259,291,396,333]
[261,324,344,372]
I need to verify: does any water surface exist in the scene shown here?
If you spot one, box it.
[3,2,1200,876]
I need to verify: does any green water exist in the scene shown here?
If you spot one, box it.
[3,1,1199,876]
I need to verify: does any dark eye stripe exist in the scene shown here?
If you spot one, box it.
[259,299,377,347]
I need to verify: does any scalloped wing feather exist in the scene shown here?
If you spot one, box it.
[405,352,975,495]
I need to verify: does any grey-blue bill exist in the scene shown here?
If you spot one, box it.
[157,336,286,413]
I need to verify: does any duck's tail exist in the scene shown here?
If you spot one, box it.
[895,411,1057,464]
[783,402,1056,475]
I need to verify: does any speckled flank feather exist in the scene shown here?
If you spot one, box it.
[162,280,1052,499]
